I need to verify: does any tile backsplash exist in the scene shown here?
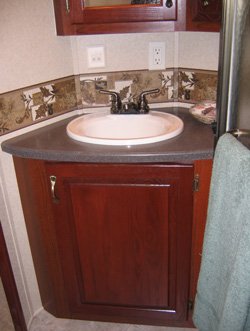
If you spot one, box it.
[0,76,77,135]
[80,70,175,107]
[0,68,217,135]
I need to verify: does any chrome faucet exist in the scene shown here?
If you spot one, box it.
[100,89,159,114]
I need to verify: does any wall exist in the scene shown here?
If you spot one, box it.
[72,32,219,74]
[0,0,220,328]
[0,0,73,94]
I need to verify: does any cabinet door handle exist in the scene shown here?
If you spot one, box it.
[166,0,173,8]
[50,175,60,204]
[65,0,70,13]
[202,0,209,7]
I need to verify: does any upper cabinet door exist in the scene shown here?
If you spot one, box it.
[186,0,222,32]
[53,0,186,35]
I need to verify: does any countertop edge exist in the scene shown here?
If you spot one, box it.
[1,108,215,163]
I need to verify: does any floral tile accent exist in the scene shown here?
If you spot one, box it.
[22,78,77,122]
[178,70,218,103]
[53,79,78,113]
[80,70,175,108]
[22,85,57,121]
[74,74,83,107]
[80,76,108,106]
[0,77,77,135]
[0,91,30,135]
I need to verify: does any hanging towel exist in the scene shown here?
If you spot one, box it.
[193,133,250,331]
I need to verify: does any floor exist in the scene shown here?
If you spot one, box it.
[29,310,198,331]
[0,278,197,331]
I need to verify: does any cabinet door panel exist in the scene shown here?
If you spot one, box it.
[71,184,170,307]
[186,0,222,32]
[71,0,177,24]
[192,0,221,22]
[45,163,193,324]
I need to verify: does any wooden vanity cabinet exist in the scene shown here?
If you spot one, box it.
[53,0,186,35]
[186,0,222,32]
[13,157,213,327]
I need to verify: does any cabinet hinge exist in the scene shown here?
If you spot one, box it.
[188,299,193,311]
[193,174,200,192]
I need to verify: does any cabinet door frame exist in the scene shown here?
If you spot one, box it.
[186,0,221,32]
[53,0,186,35]
[71,0,177,24]
[45,162,193,325]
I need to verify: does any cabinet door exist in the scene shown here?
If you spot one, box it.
[53,0,183,35]
[45,163,193,325]
[186,0,222,32]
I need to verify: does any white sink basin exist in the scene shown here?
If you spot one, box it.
[66,110,184,146]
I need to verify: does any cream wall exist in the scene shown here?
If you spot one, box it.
[0,0,220,328]
[0,0,73,94]
[72,31,219,74]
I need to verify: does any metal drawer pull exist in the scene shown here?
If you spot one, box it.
[50,175,60,204]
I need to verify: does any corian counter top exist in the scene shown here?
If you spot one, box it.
[1,108,214,163]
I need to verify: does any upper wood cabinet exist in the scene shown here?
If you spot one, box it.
[186,0,222,32]
[53,0,187,35]
[53,0,222,35]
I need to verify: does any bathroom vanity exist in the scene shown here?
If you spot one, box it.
[2,108,214,327]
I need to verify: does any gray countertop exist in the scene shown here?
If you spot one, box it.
[1,108,215,163]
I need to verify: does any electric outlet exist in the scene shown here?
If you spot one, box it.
[87,45,106,68]
[149,41,166,70]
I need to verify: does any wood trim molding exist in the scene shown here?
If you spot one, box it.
[0,221,27,331]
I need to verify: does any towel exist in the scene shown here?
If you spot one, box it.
[193,133,250,331]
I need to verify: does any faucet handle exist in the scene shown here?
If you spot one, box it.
[138,89,160,113]
[99,90,122,114]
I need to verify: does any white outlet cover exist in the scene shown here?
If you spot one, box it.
[87,45,106,68]
[149,41,166,70]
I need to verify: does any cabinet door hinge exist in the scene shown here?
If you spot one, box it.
[188,299,193,311]
[193,174,200,192]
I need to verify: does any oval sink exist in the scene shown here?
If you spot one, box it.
[66,111,184,146]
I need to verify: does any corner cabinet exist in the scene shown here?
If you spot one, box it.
[13,157,213,327]
[53,0,186,35]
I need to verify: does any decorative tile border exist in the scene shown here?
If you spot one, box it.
[0,76,77,135]
[80,70,175,107]
[0,69,217,136]
[177,69,218,103]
